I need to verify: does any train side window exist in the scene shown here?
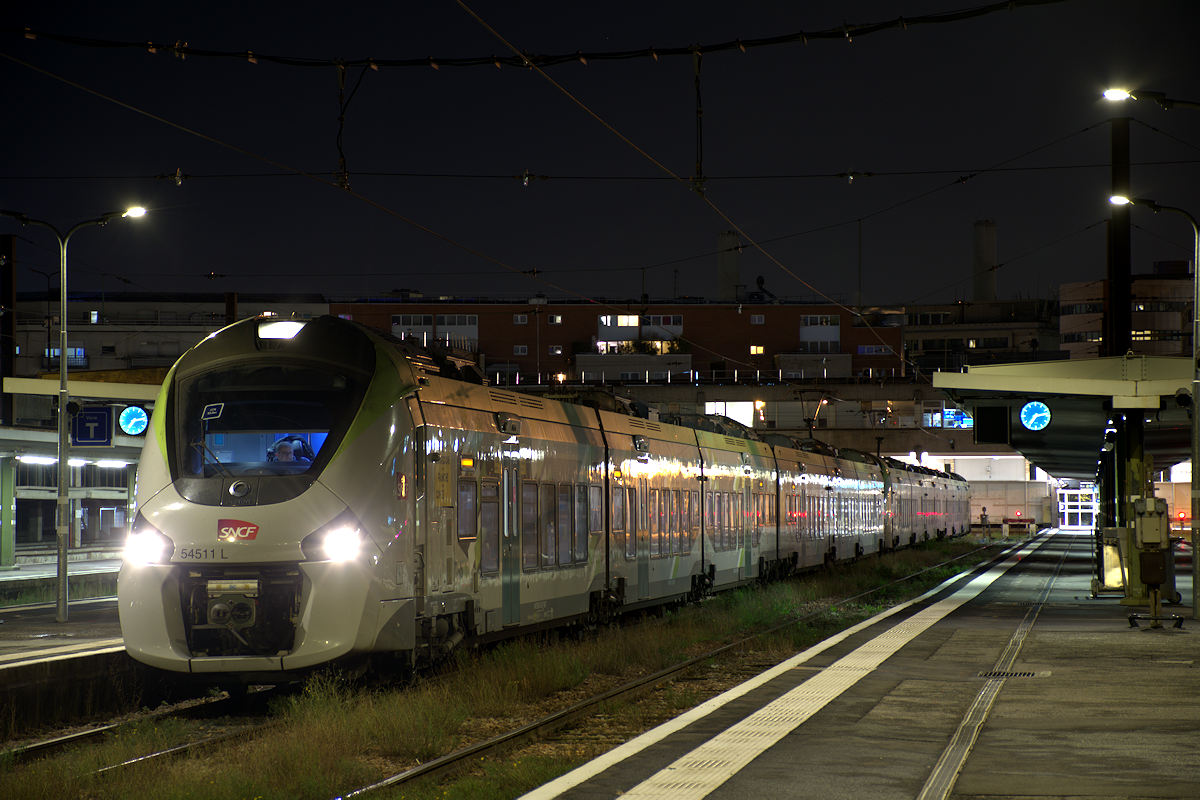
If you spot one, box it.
[679,491,690,554]
[625,487,638,559]
[649,489,660,556]
[581,485,597,561]
[612,486,625,558]
[458,480,477,542]
[661,488,671,555]
[557,485,573,567]
[541,483,557,568]
[588,486,603,534]
[689,490,699,552]
[521,482,539,570]
[734,493,743,548]
[480,480,499,573]
[670,490,681,555]
[715,492,726,551]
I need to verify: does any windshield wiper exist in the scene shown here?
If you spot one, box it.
[191,440,229,476]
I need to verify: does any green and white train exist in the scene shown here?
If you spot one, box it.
[118,315,969,682]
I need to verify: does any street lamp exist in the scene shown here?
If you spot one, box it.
[0,206,147,623]
[1110,194,1200,618]
[1103,87,1200,111]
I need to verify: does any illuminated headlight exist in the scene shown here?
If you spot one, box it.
[321,526,362,562]
[123,520,174,566]
[301,511,368,563]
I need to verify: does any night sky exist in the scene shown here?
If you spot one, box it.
[2,0,1198,306]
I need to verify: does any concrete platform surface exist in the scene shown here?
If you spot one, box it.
[527,530,1200,800]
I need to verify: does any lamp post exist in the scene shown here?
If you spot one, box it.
[1110,195,1200,618]
[0,206,146,622]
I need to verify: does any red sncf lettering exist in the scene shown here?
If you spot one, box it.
[217,519,259,541]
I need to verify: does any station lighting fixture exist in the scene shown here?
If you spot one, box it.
[1109,192,1200,618]
[1103,87,1200,111]
[0,204,148,623]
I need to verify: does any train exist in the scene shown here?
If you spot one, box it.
[118,314,969,682]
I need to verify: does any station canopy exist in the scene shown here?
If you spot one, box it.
[933,356,1192,481]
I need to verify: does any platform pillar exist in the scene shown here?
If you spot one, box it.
[0,456,14,567]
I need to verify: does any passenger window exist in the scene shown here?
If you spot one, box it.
[480,480,499,573]
[576,485,591,562]
[558,485,572,567]
[457,480,477,542]
[625,487,638,559]
[541,484,556,568]
[649,489,660,556]
[521,482,539,570]
[588,485,603,533]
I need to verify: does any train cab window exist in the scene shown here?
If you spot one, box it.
[174,362,363,479]
[457,480,477,542]
[557,485,572,567]
[521,482,539,570]
[540,484,556,568]
[480,481,499,573]
[625,487,638,559]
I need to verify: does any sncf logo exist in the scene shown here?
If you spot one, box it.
[218,519,259,542]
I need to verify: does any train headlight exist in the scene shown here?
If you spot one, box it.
[321,526,362,562]
[301,511,368,563]
[123,520,174,566]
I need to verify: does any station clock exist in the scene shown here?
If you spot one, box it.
[1018,400,1051,431]
[118,405,149,436]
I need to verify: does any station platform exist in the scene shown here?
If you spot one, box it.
[525,529,1200,800]
[0,547,120,610]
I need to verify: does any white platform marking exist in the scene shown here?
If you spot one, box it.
[522,536,1043,800]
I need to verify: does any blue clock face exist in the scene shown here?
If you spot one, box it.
[119,406,149,435]
[1019,401,1051,431]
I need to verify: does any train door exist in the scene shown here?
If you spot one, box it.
[637,479,649,599]
[500,464,520,626]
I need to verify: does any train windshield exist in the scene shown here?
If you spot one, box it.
[173,361,367,479]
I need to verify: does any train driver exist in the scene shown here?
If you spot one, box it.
[271,441,310,463]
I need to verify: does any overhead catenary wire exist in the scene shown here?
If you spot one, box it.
[5,1,1069,72]
[0,49,763,369]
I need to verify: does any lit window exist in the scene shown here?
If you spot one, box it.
[967,339,977,348]
[548,345,563,355]
[89,310,100,324]
[618,315,638,326]
[750,345,764,355]
[548,314,562,325]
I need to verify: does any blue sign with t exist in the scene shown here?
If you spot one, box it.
[72,405,113,447]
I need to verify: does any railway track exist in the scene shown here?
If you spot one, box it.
[330,543,999,799]
[2,541,999,796]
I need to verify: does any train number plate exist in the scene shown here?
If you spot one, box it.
[177,547,230,561]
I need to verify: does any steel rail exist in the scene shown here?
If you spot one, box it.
[333,542,1002,799]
